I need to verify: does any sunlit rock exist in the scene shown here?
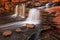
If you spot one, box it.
[2,30,12,36]
[26,24,35,29]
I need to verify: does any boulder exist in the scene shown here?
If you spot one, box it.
[26,24,35,29]
[2,30,12,36]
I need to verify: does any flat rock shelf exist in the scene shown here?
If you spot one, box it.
[0,24,40,40]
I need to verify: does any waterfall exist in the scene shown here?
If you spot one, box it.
[10,4,26,18]
[10,5,18,18]
[23,8,40,25]
[45,2,53,8]
[23,2,52,25]
[18,3,25,18]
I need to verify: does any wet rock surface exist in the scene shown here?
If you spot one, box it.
[26,24,35,29]
[0,9,60,40]
[0,24,39,40]
[0,16,25,25]
[40,10,60,40]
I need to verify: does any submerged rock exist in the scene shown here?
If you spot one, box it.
[16,28,24,33]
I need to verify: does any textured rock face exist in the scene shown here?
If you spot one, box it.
[0,0,14,16]
[41,29,60,40]
[0,0,60,40]
[45,6,60,28]
[0,0,60,16]
[40,7,60,40]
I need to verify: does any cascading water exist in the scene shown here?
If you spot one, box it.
[23,5,47,25]
[18,4,25,18]
[10,5,18,18]
[0,2,53,28]
[23,8,40,25]
[23,2,53,25]
[10,4,25,18]
[25,3,53,40]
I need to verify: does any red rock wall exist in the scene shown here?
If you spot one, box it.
[0,0,60,16]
